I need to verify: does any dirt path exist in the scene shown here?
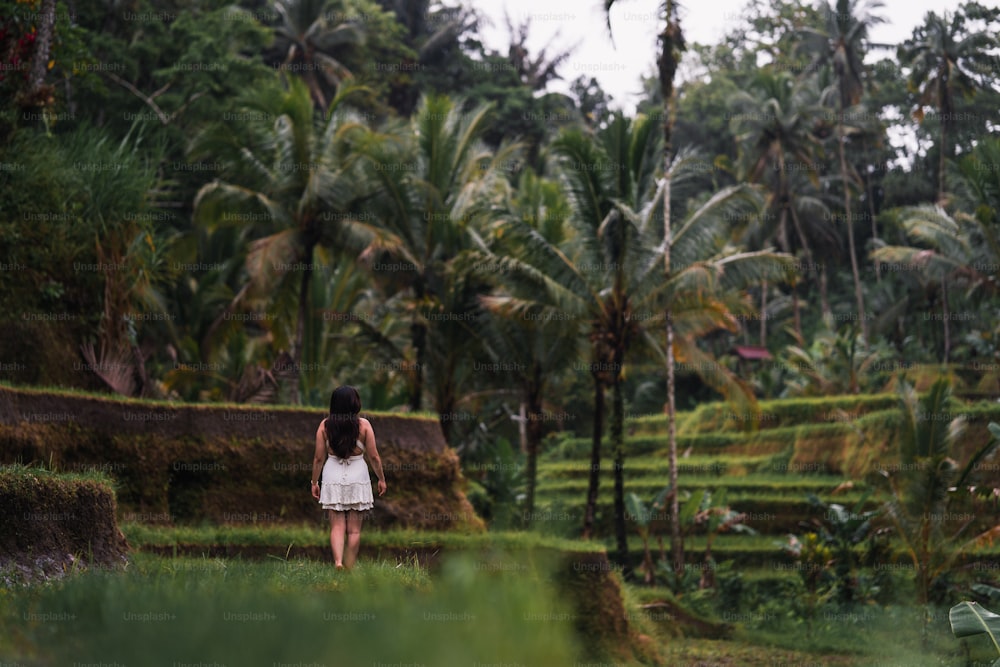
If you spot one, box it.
[660,637,859,666]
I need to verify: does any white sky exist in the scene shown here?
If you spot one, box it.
[468,0,977,113]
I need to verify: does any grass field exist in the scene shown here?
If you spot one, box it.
[2,552,581,666]
[3,550,998,666]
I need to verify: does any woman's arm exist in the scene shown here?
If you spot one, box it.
[310,421,326,500]
[361,418,387,496]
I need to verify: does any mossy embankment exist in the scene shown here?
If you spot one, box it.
[0,384,483,531]
[0,465,129,583]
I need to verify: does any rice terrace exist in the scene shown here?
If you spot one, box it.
[2,0,1000,665]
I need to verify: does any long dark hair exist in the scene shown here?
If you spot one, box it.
[325,385,361,459]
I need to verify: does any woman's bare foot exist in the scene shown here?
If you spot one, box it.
[335,563,345,570]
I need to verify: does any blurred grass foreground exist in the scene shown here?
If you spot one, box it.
[3,552,581,665]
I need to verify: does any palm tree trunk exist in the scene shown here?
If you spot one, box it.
[612,368,629,572]
[864,138,881,282]
[524,372,543,516]
[792,280,802,340]
[435,355,459,445]
[27,0,56,99]
[941,274,950,365]
[666,309,682,577]
[778,207,803,333]
[410,285,426,412]
[760,281,768,348]
[820,262,832,320]
[787,200,814,265]
[658,0,685,582]
[582,374,605,539]
[518,401,528,454]
[937,83,947,202]
[289,243,315,405]
[838,105,868,339]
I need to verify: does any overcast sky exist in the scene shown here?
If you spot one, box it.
[468,0,970,112]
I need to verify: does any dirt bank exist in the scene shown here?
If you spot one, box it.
[0,385,484,531]
[0,468,129,583]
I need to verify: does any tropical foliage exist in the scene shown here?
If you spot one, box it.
[2,0,999,619]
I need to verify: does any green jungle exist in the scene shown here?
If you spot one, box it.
[2,0,1000,664]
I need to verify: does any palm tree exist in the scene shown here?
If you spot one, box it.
[354,94,517,436]
[872,204,999,364]
[374,0,480,115]
[801,0,886,338]
[729,70,836,340]
[898,3,1000,202]
[298,254,379,405]
[478,114,793,570]
[472,304,579,516]
[271,0,365,114]
[602,0,689,578]
[954,136,1000,228]
[191,79,380,404]
[880,377,1000,637]
[473,168,578,515]
[503,13,575,92]
[801,0,886,112]
[376,0,477,65]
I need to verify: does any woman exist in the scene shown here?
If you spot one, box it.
[310,385,387,569]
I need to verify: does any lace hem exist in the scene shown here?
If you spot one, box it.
[321,501,375,512]
[319,481,373,510]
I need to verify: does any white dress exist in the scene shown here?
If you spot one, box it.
[319,439,375,511]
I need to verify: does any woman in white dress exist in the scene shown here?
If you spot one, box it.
[310,386,387,569]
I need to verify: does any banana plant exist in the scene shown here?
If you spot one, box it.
[625,484,673,585]
[687,488,758,589]
[949,601,1000,666]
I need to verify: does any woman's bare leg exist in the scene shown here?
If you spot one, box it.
[329,510,346,568]
[344,510,363,569]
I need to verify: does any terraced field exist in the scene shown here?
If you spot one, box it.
[531,394,1000,573]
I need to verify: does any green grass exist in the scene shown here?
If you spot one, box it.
[617,579,997,666]
[122,523,605,553]
[535,474,861,496]
[1,551,582,666]
[0,380,440,419]
[539,454,771,478]
[0,461,117,489]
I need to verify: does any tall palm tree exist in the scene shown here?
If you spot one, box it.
[473,168,578,515]
[801,0,886,338]
[271,0,365,114]
[479,115,793,570]
[191,79,380,404]
[602,0,689,577]
[898,3,1000,202]
[730,70,835,339]
[355,94,517,437]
